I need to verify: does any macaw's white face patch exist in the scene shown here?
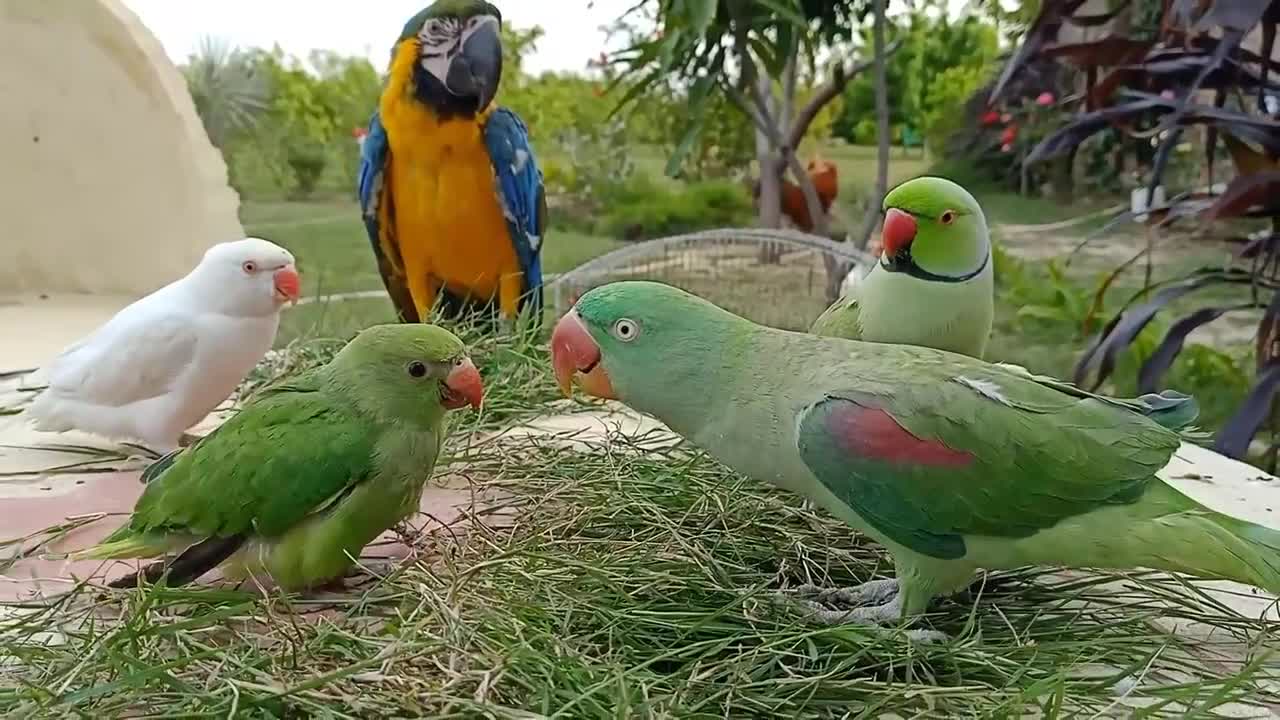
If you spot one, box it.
[417,17,459,84]
[416,14,500,92]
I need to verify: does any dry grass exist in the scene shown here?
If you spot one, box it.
[3,323,1279,718]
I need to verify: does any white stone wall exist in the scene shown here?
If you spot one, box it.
[0,0,244,297]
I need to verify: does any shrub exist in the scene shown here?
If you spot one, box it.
[598,175,753,241]
[921,65,992,155]
[286,140,328,199]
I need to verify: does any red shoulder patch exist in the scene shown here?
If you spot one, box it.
[826,404,974,468]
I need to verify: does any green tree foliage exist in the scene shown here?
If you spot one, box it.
[608,0,874,234]
[196,46,380,199]
[833,10,999,149]
[184,13,760,240]
[182,37,270,149]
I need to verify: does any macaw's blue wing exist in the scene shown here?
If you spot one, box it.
[356,110,419,323]
[483,107,547,317]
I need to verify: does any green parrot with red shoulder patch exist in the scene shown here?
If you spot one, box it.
[551,281,1280,634]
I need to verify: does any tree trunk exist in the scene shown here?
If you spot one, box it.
[756,152,783,228]
[755,74,783,230]
[853,0,890,255]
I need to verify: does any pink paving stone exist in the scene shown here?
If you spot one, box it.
[0,468,499,602]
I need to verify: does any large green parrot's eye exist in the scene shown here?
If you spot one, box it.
[407,361,428,378]
[612,318,640,342]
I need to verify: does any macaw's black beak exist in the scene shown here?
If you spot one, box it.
[446,20,502,112]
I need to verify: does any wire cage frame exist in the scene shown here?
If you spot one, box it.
[544,228,876,331]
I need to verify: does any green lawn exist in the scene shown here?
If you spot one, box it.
[240,200,625,344]
[242,201,624,296]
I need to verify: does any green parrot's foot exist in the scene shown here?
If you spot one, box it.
[793,578,900,608]
[311,576,347,594]
[774,579,949,643]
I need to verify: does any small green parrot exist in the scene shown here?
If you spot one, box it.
[76,323,484,591]
[810,176,994,359]
[551,281,1280,631]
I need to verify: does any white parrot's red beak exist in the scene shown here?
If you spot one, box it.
[550,310,616,400]
[273,265,301,305]
[441,358,484,410]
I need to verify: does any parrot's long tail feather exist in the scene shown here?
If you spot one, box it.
[108,534,247,589]
[71,531,179,561]
[1134,485,1280,595]
[1196,512,1280,594]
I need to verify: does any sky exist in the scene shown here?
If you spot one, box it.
[121,0,642,75]
[121,1,986,75]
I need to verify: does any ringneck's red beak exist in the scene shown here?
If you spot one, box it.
[274,265,301,305]
[881,208,918,257]
[550,310,616,399]
[443,357,484,410]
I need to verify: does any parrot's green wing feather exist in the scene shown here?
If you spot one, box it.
[993,362,1207,439]
[126,386,377,540]
[809,292,861,339]
[795,366,1180,559]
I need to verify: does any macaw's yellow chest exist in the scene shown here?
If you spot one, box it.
[382,101,517,302]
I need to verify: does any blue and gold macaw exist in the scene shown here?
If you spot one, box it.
[358,0,546,325]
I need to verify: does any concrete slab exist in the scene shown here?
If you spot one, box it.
[0,469,511,601]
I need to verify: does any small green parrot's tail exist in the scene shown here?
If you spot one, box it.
[71,529,173,562]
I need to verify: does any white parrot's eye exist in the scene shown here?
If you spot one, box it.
[612,318,640,342]
[242,261,257,274]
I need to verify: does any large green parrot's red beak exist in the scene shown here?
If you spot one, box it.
[442,357,484,410]
[550,310,617,400]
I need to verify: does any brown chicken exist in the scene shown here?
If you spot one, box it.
[751,156,839,232]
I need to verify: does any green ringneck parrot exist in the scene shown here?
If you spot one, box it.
[75,323,484,591]
[359,0,546,327]
[811,176,994,359]
[550,281,1280,631]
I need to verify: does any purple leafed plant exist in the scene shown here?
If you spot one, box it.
[993,0,1280,464]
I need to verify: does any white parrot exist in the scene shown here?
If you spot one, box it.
[25,237,300,452]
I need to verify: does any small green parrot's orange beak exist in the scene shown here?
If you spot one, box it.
[550,310,616,400]
[442,357,484,410]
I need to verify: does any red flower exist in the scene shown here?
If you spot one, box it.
[1035,91,1054,106]
[1000,124,1017,146]
[980,110,1001,126]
